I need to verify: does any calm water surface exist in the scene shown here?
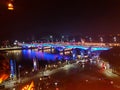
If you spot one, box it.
[4,49,69,71]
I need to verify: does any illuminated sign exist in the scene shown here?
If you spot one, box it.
[10,59,16,79]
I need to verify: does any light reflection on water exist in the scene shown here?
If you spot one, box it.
[4,49,66,72]
[21,49,62,61]
[5,49,63,61]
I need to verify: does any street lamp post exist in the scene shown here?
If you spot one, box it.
[100,37,103,42]
[113,36,117,43]
[55,82,59,90]
[18,65,21,83]
[100,37,103,46]
[50,35,53,42]
[89,37,92,42]
[61,35,64,42]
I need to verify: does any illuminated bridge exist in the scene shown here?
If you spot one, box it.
[18,42,110,59]
[18,42,110,51]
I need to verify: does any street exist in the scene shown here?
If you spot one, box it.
[11,59,120,90]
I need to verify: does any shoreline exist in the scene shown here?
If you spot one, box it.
[0,47,37,51]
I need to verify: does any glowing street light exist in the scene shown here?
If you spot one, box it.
[8,2,14,10]
[50,35,53,42]
[100,37,103,42]
[113,36,117,42]
[18,65,22,83]
[89,37,92,42]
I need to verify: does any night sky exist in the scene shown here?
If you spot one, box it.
[0,0,120,40]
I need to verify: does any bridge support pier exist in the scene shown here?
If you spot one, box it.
[63,49,65,55]
[50,46,54,53]
[72,49,77,60]
[42,46,44,52]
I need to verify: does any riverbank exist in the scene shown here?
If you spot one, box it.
[0,47,37,51]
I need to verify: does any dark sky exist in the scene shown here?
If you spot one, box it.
[0,0,120,40]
